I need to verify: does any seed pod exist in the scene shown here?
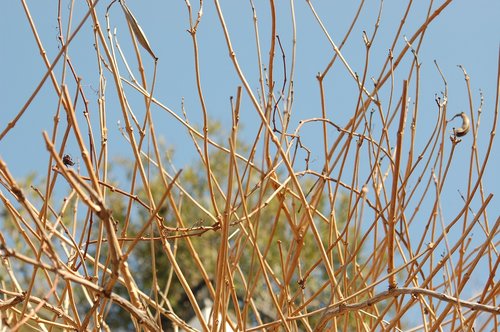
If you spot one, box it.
[120,0,157,60]
[452,112,470,137]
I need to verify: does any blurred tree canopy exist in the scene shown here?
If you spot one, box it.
[97,122,362,330]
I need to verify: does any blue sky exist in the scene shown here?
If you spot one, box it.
[0,5,498,210]
[2,0,498,218]
[1,1,498,174]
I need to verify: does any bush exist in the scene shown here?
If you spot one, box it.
[0,1,498,330]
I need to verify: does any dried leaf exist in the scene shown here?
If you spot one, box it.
[120,1,157,60]
[452,112,470,137]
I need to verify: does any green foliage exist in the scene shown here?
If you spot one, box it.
[100,126,362,329]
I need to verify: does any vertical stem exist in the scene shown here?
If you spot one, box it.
[388,80,408,289]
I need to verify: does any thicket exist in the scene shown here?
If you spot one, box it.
[0,1,498,331]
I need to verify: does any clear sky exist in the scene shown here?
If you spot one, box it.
[1,5,498,214]
[2,0,498,224]
[1,1,498,176]
[1,0,499,253]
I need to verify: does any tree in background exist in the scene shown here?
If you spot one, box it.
[100,124,361,330]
